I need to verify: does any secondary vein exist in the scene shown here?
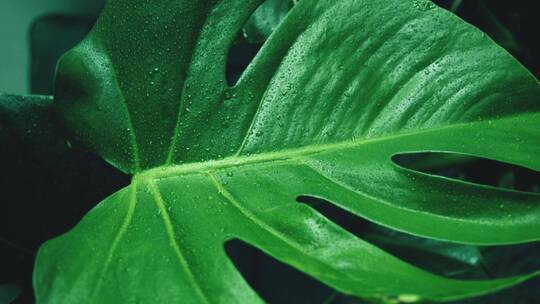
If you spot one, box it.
[148,180,211,304]
[207,172,306,253]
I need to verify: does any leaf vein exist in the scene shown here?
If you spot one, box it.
[148,180,211,304]
[90,181,137,300]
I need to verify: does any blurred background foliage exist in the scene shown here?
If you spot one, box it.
[0,0,539,303]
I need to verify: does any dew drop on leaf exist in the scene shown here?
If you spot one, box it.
[398,294,421,303]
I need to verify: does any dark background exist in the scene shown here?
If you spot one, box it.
[1,1,539,303]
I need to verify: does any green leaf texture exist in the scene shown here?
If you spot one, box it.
[35,0,540,302]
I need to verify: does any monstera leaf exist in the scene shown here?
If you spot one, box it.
[34,0,540,302]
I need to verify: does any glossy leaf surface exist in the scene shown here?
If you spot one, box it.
[36,0,540,302]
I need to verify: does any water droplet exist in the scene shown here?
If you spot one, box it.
[412,0,435,11]
[398,294,421,303]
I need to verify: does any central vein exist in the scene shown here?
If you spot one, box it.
[135,113,533,180]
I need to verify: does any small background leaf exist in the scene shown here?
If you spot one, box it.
[0,285,21,304]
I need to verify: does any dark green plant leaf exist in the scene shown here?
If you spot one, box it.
[454,243,540,304]
[476,0,520,54]
[361,226,488,279]
[449,0,462,13]
[0,94,72,166]
[242,0,295,43]
[1,94,54,136]
[0,285,20,304]
[299,196,488,279]
[34,0,540,302]
[394,152,540,193]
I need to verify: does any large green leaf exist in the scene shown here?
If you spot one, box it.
[35,0,540,302]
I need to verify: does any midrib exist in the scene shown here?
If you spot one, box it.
[136,113,536,180]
